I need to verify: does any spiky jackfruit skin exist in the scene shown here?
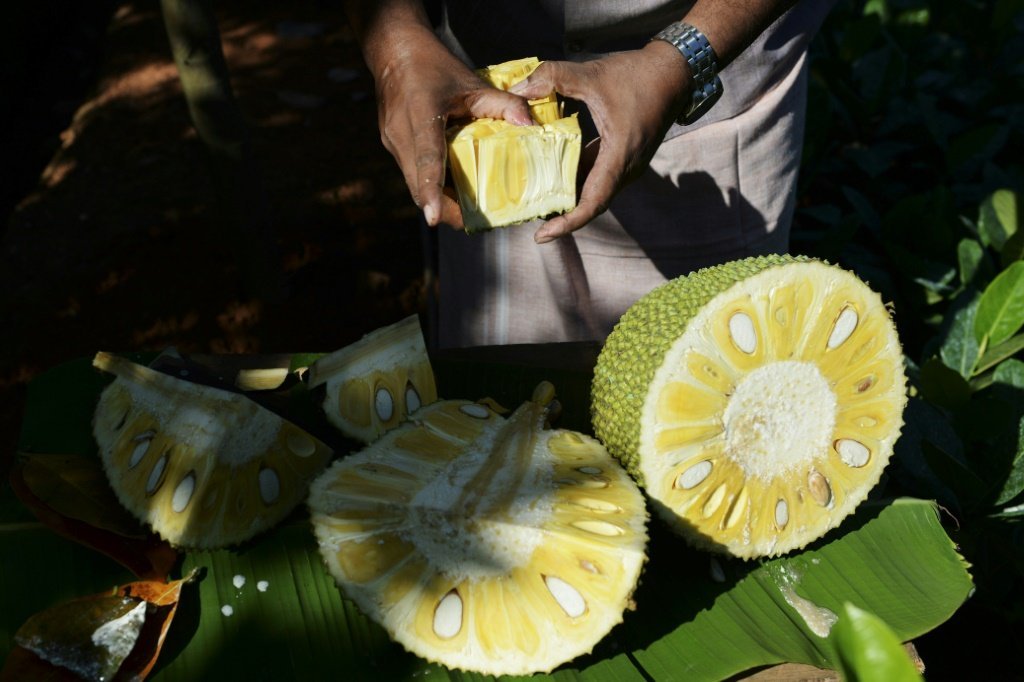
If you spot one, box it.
[592,254,802,484]
[591,255,907,558]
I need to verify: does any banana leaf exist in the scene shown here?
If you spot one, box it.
[1,351,972,681]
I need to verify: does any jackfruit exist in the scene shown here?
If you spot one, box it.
[308,315,438,444]
[447,57,581,232]
[591,255,907,558]
[309,383,647,675]
[92,352,332,548]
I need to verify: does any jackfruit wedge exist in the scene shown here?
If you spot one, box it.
[308,315,438,444]
[92,353,332,548]
[309,383,647,675]
[447,57,581,232]
[592,256,908,558]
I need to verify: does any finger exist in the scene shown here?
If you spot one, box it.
[439,186,464,229]
[463,87,532,126]
[534,147,622,244]
[409,112,448,226]
[509,61,587,100]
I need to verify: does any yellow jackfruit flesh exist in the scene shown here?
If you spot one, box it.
[308,383,647,675]
[92,352,333,548]
[308,315,438,444]
[447,57,581,232]
[591,255,908,558]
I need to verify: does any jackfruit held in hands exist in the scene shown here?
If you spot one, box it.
[92,352,332,548]
[591,255,908,559]
[309,383,647,675]
[447,57,581,232]
[307,315,438,444]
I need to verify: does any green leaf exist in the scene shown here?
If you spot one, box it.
[975,331,1024,375]
[974,261,1024,347]
[630,500,971,681]
[994,358,1024,389]
[957,238,985,287]
[947,125,1011,175]
[995,416,1024,506]
[919,358,971,410]
[978,189,1019,252]
[862,0,889,21]
[831,604,922,682]
[842,185,881,234]
[1001,228,1024,270]
[939,292,981,378]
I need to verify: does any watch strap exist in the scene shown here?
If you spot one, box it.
[651,22,724,125]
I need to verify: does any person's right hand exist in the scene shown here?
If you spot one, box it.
[373,29,533,228]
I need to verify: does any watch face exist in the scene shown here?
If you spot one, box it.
[681,76,723,126]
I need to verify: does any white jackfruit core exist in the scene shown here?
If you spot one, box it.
[401,428,554,583]
[723,361,837,481]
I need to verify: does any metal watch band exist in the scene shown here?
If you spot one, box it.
[651,22,724,125]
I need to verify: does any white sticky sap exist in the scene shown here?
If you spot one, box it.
[221,605,234,617]
[233,574,246,589]
[775,565,837,637]
[257,580,269,592]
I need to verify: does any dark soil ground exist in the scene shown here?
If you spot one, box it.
[2,0,426,461]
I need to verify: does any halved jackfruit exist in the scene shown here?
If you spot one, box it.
[591,255,907,558]
[309,383,647,675]
[307,315,438,444]
[447,57,581,232]
[92,352,332,548]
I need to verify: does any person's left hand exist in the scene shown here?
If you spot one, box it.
[510,41,693,243]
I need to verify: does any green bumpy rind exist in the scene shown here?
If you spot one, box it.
[591,254,808,485]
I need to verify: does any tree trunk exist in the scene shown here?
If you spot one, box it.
[160,0,281,301]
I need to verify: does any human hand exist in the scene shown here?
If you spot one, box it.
[373,32,533,228]
[509,41,692,243]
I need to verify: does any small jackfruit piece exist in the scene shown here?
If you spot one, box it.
[447,57,581,233]
[307,315,438,444]
[309,383,647,675]
[591,255,908,559]
[477,57,562,125]
[92,352,333,549]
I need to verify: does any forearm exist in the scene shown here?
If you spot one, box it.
[343,0,445,79]
[683,0,799,69]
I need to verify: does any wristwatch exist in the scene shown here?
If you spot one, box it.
[651,22,723,125]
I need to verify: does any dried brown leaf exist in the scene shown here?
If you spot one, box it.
[9,452,179,580]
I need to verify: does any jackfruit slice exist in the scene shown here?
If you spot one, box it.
[308,315,438,444]
[92,352,333,548]
[591,255,907,558]
[309,384,647,675]
[447,57,581,232]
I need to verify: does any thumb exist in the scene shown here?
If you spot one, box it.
[509,61,583,100]
[465,88,533,126]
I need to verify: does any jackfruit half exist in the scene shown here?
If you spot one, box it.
[591,255,907,558]
[308,315,438,444]
[309,383,647,675]
[92,352,333,548]
[447,57,581,232]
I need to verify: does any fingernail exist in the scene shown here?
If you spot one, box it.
[512,112,533,126]
[423,204,438,226]
[509,79,529,95]
[534,229,553,244]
